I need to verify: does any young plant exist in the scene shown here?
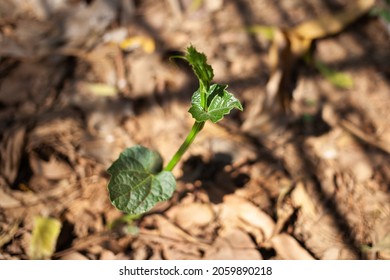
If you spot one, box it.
[107,45,243,215]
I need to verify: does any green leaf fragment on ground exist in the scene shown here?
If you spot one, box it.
[315,59,354,89]
[29,216,61,260]
[107,145,175,215]
[189,84,243,123]
[247,25,275,40]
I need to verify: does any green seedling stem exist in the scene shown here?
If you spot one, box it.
[164,121,205,172]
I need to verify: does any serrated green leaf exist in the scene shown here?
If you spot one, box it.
[107,145,175,215]
[188,84,243,123]
[29,216,61,260]
[185,45,214,91]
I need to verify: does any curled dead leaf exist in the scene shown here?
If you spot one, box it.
[220,195,275,241]
[0,124,25,185]
[270,233,315,260]
[204,228,262,260]
[173,203,215,230]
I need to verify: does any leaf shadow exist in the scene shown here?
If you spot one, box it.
[179,152,249,204]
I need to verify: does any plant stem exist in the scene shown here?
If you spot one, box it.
[200,84,207,111]
[164,121,205,172]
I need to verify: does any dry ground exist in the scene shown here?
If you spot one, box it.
[1,0,390,260]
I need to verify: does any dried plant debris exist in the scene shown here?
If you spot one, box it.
[1,0,390,260]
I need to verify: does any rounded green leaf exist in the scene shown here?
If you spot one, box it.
[107,146,176,215]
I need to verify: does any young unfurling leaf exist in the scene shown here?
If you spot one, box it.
[189,84,243,123]
[185,45,214,92]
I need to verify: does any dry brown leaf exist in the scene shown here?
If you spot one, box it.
[290,182,359,259]
[371,217,390,259]
[172,203,215,231]
[131,238,163,260]
[204,228,262,260]
[0,124,25,185]
[136,215,207,260]
[323,104,390,155]
[220,195,275,241]
[270,233,315,260]
[29,154,73,181]
[291,182,317,218]
[0,186,22,208]
[205,0,224,12]
[153,215,206,245]
[273,184,296,236]
[263,0,375,114]
[84,45,119,87]
[99,250,117,260]
[291,0,375,40]
[61,44,126,90]
[0,1,119,58]
[160,241,203,260]
[0,220,20,247]
[27,115,83,164]
[126,54,160,98]
[59,252,89,260]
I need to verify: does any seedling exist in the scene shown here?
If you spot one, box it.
[107,45,243,215]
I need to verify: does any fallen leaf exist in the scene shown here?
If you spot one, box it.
[99,249,117,260]
[78,82,118,97]
[291,182,359,259]
[247,25,275,40]
[0,187,22,208]
[59,252,89,260]
[291,182,317,218]
[220,195,276,241]
[119,36,155,54]
[270,233,315,260]
[0,124,26,185]
[0,220,20,247]
[261,0,374,113]
[204,228,262,260]
[29,216,62,260]
[153,215,204,244]
[314,59,353,89]
[368,217,390,259]
[173,203,215,231]
[291,0,375,40]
